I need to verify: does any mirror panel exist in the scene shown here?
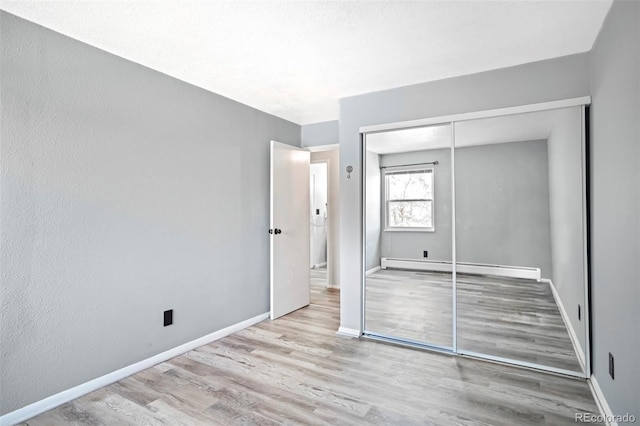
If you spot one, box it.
[454,107,586,373]
[364,123,454,349]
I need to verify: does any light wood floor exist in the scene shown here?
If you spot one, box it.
[22,269,601,425]
[365,269,582,372]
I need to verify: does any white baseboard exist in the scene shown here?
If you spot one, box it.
[0,312,269,426]
[366,266,381,275]
[336,327,360,338]
[544,279,586,369]
[380,257,541,281]
[588,375,618,426]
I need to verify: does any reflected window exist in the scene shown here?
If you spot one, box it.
[385,168,434,231]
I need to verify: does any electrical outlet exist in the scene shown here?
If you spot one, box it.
[423,250,428,258]
[164,309,173,327]
[578,304,581,321]
[609,352,614,379]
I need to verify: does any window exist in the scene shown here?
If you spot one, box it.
[384,167,434,231]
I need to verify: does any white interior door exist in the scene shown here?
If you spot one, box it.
[270,141,310,320]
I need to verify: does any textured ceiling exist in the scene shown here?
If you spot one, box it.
[0,1,612,125]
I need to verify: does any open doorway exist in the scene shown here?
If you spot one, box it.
[308,148,340,302]
[269,142,339,319]
[310,162,328,288]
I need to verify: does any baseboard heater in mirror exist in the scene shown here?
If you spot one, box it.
[380,257,541,281]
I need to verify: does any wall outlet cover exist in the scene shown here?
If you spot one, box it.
[578,304,581,321]
[608,352,614,379]
[164,309,173,327]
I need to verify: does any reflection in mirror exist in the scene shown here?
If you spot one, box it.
[364,123,454,348]
[454,107,587,373]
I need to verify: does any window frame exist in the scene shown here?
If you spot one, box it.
[383,165,435,232]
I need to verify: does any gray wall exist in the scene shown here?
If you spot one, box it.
[310,149,340,288]
[302,120,339,148]
[547,107,587,359]
[0,12,300,415]
[365,151,381,271]
[455,140,552,278]
[589,0,640,417]
[379,149,453,262]
[339,52,590,333]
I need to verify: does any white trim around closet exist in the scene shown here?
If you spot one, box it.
[359,96,592,134]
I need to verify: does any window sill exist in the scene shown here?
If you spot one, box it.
[384,227,435,233]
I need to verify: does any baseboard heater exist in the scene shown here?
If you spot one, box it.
[380,257,541,281]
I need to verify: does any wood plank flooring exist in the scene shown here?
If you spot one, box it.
[21,269,601,425]
[365,269,582,372]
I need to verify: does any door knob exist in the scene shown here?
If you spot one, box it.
[274,228,282,234]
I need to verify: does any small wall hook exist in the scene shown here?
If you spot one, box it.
[346,165,353,179]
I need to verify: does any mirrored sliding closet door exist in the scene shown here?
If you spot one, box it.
[454,106,588,375]
[363,123,454,350]
[361,102,590,377]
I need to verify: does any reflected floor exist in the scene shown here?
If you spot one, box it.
[365,269,582,373]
